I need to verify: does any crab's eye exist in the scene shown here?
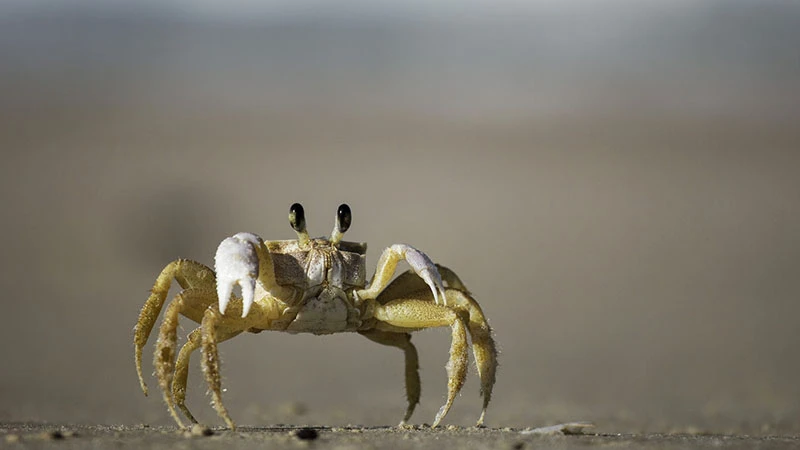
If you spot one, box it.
[337,204,352,233]
[289,203,306,232]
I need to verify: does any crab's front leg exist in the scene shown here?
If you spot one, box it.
[357,244,447,305]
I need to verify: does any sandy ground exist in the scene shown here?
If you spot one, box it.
[3,422,800,450]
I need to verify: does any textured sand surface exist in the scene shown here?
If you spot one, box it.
[3,423,800,450]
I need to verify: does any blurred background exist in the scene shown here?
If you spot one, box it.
[1,0,799,434]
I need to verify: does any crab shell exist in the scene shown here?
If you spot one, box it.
[267,239,367,290]
[264,238,368,334]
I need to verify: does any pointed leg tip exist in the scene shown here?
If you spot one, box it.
[138,377,149,396]
[475,410,487,428]
[431,410,445,429]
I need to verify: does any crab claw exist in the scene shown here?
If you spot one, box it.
[393,244,448,306]
[215,232,262,318]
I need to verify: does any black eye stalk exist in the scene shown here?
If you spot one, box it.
[289,203,310,246]
[331,203,351,244]
[290,203,351,246]
[337,204,352,233]
[289,203,306,232]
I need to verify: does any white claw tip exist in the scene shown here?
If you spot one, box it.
[422,271,447,306]
[395,244,447,307]
[214,233,262,317]
[218,284,232,314]
[241,278,255,318]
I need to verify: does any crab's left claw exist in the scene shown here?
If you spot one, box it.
[215,232,262,318]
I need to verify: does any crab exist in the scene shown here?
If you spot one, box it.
[134,203,497,430]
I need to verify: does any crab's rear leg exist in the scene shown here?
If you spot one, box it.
[443,289,497,427]
[378,269,497,427]
[359,330,421,426]
[373,299,470,428]
[135,259,215,396]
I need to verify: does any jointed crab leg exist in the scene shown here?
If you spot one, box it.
[201,308,236,430]
[143,265,282,428]
[173,329,203,424]
[359,330,421,425]
[373,299,470,427]
[153,287,224,427]
[374,268,498,427]
[173,327,241,424]
[153,291,192,428]
[442,289,497,426]
[135,259,215,396]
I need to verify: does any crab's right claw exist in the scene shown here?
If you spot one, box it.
[214,232,262,318]
[393,244,448,306]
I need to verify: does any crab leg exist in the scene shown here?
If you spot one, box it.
[200,307,237,430]
[172,329,202,424]
[373,299,470,427]
[152,284,240,428]
[173,327,241,424]
[441,289,497,426]
[153,290,191,428]
[150,276,281,428]
[358,244,447,306]
[374,275,498,427]
[135,259,215,396]
[359,330,421,426]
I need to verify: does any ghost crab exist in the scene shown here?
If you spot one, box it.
[134,203,497,430]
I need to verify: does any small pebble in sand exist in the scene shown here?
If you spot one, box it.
[183,423,214,438]
[43,430,64,440]
[184,424,213,437]
[295,428,319,441]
